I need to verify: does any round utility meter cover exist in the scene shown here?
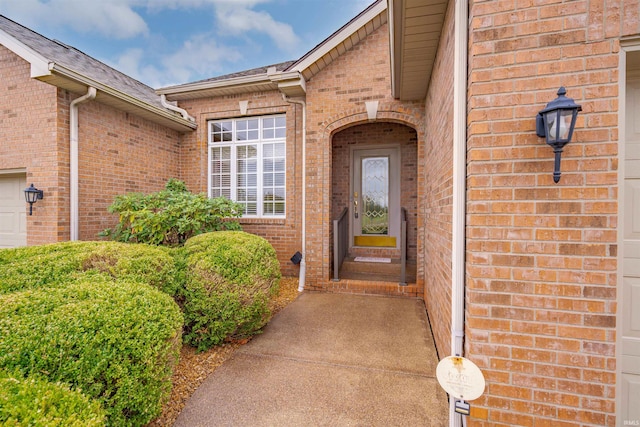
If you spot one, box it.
[436,356,486,401]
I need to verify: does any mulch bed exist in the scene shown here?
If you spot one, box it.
[147,276,300,426]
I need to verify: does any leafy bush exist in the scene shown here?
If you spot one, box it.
[0,370,105,427]
[101,178,243,246]
[0,241,90,295]
[180,231,281,351]
[0,279,183,427]
[0,241,180,296]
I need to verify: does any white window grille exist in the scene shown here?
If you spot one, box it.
[208,115,286,217]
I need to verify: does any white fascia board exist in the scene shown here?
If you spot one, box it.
[388,0,400,99]
[269,70,306,95]
[50,63,196,130]
[289,0,387,73]
[0,28,51,78]
[156,73,274,96]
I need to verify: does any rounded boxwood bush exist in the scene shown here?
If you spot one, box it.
[0,370,105,426]
[0,241,180,296]
[181,231,281,351]
[0,279,183,427]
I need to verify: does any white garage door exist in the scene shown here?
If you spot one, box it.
[0,174,27,248]
[623,78,640,424]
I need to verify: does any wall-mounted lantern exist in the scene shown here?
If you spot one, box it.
[24,183,44,215]
[536,87,582,183]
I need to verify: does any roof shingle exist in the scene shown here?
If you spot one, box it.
[0,14,166,110]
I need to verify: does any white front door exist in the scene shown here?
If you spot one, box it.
[622,77,640,424]
[351,147,400,248]
[0,174,27,248]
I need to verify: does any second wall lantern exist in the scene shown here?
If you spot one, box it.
[24,183,44,215]
[536,86,582,183]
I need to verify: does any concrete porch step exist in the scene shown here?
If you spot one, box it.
[341,257,402,274]
[338,258,417,284]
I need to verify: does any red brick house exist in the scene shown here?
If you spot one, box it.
[0,1,637,425]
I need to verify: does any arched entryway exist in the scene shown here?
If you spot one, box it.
[330,122,418,292]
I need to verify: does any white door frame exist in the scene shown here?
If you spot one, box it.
[619,40,640,426]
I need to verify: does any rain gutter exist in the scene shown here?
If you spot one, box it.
[282,95,307,292]
[161,94,195,122]
[70,86,97,241]
[49,63,196,130]
[157,73,277,97]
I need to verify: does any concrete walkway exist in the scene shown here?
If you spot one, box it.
[174,292,449,427]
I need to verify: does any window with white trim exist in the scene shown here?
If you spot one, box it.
[208,115,286,217]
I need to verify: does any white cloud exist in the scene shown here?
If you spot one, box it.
[160,33,243,85]
[1,0,305,85]
[111,48,146,78]
[0,0,149,38]
[111,34,242,87]
[215,4,299,52]
[0,0,300,51]
[145,0,269,10]
[143,0,300,52]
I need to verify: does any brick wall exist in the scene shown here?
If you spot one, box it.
[75,99,182,240]
[422,0,456,362]
[177,92,303,277]
[0,45,60,245]
[465,0,623,425]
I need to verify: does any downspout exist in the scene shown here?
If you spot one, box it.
[451,0,469,425]
[282,95,307,292]
[70,86,97,241]
[161,94,195,122]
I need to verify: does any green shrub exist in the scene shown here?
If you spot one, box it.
[0,241,91,294]
[101,178,243,246]
[181,231,281,351]
[0,370,105,427]
[0,241,180,296]
[0,279,183,427]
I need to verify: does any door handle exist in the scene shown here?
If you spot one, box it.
[354,192,358,218]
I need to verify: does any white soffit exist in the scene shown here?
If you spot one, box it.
[390,0,448,101]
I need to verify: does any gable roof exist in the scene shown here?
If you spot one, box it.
[158,0,448,103]
[158,0,387,101]
[0,15,196,132]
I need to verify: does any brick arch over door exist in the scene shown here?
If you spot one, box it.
[320,103,425,140]
[302,103,426,287]
[330,121,419,261]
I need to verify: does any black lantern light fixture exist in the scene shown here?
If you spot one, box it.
[24,183,44,215]
[536,87,582,183]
